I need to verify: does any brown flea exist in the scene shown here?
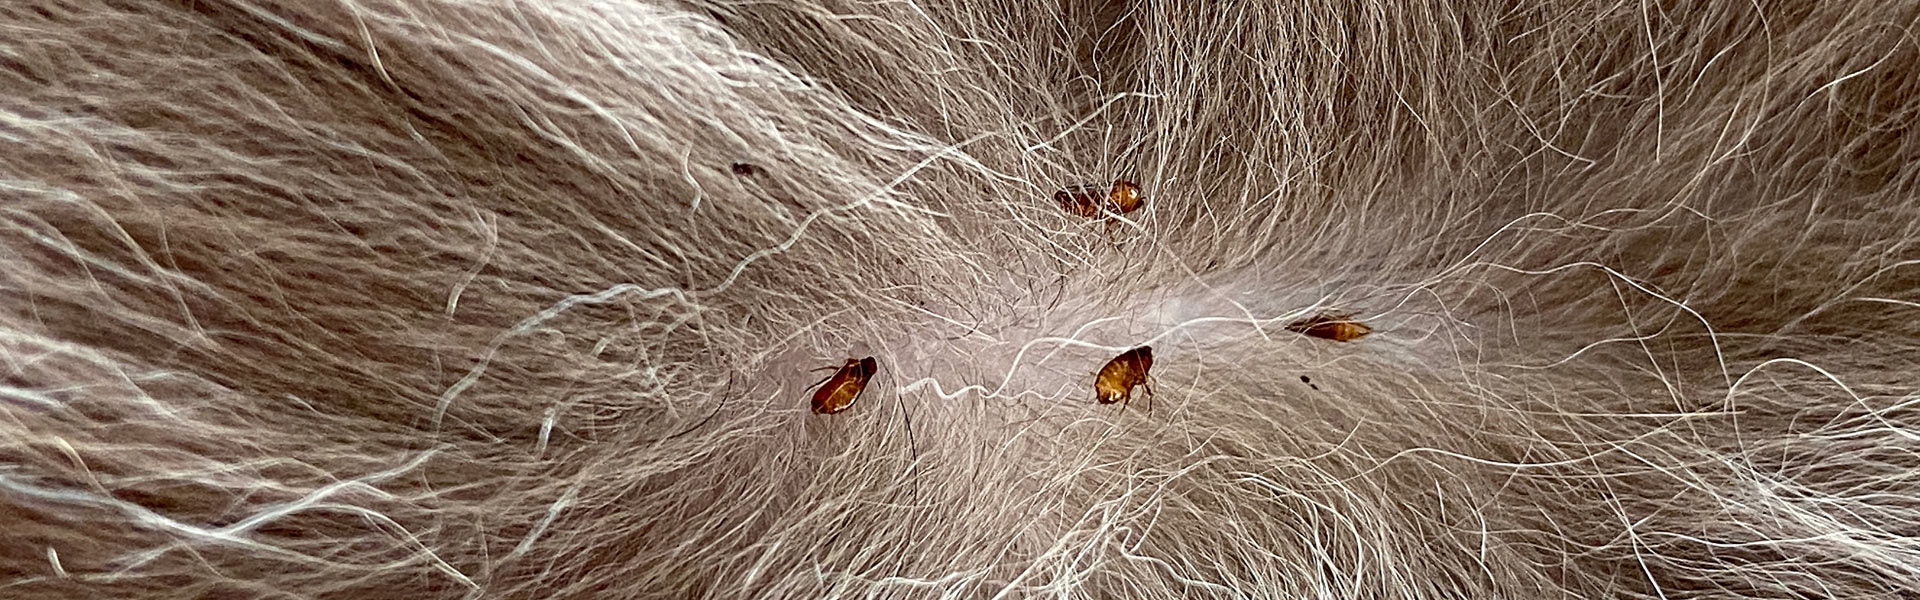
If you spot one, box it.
[1055,179,1146,218]
[730,162,760,176]
[1059,185,1105,218]
[1108,179,1144,213]
[1093,346,1153,406]
[1055,186,1102,217]
[810,357,878,414]
[1285,313,1373,342]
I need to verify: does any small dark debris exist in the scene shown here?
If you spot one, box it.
[730,162,760,176]
[1301,375,1319,391]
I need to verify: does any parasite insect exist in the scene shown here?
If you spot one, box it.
[808,356,878,414]
[1055,179,1145,218]
[1285,312,1373,342]
[729,162,761,176]
[1093,345,1154,407]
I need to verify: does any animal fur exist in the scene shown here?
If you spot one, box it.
[3,0,1919,598]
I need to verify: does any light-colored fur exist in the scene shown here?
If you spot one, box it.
[3,1,1918,598]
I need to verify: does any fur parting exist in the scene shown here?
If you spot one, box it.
[2,0,1919,598]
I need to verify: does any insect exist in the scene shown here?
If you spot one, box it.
[1055,179,1145,218]
[730,162,761,176]
[1285,312,1373,342]
[808,357,878,414]
[1093,346,1154,408]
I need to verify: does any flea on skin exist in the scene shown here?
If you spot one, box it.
[1285,313,1372,342]
[809,357,878,414]
[1055,179,1145,218]
[1093,346,1153,407]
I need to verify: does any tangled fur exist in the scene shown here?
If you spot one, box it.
[4,0,1920,598]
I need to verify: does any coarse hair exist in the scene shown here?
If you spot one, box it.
[3,0,1919,598]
